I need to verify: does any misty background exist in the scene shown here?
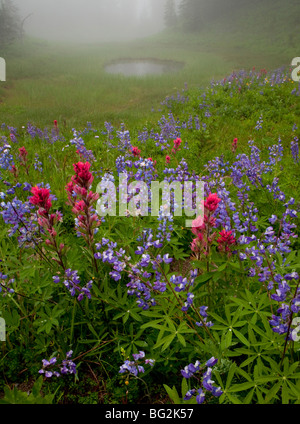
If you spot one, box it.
[13,0,181,43]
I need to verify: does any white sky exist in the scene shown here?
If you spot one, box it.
[14,0,169,42]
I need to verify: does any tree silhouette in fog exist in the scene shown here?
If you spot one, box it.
[0,0,21,47]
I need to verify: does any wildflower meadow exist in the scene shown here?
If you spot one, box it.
[0,65,300,405]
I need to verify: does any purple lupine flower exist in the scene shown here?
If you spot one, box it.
[182,357,222,404]
[196,388,206,404]
[184,389,196,400]
[39,351,76,378]
[53,270,92,301]
[0,273,15,296]
[291,137,299,163]
[119,351,154,378]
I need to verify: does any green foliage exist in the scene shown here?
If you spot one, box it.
[0,37,300,405]
[0,376,54,404]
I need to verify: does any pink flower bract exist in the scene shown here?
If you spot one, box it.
[72,162,94,187]
[204,193,221,212]
[29,186,52,213]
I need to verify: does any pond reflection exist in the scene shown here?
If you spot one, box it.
[105,59,184,76]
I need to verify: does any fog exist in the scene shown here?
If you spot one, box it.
[14,0,177,43]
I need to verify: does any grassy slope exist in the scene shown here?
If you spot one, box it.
[0,3,300,404]
[0,0,299,129]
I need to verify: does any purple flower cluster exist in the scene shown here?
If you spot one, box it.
[70,130,96,162]
[157,113,181,141]
[170,269,198,312]
[197,132,300,342]
[53,269,93,301]
[0,197,39,245]
[119,351,155,377]
[94,227,173,310]
[196,305,214,328]
[34,154,43,173]
[94,238,127,282]
[27,123,65,144]
[161,89,189,110]
[129,237,173,310]
[255,115,263,131]
[181,357,222,404]
[157,207,174,242]
[38,350,76,378]
[237,183,299,339]
[291,136,299,164]
[115,124,132,152]
[0,272,15,296]
[0,139,14,173]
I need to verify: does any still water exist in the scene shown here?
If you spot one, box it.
[105,59,184,76]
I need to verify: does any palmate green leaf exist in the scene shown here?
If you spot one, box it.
[0,376,54,404]
[224,330,232,349]
[264,381,282,403]
[244,388,255,404]
[225,393,243,404]
[177,333,186,347]
[193,271,214,290]
[140,319,165,330]
[128,310,142,322]
[228,297,251,309]
[282,382,291,405]
[229,381,256,393]
[209,312,228,326]
[134,340,148,348]
[165,316,176,332]
[176,321,196,334]
[154,333,176,351]
[181,378,189,399]
[122,312,130,324]
[163,384,181,405]
[233,329,250,347]
[287,380,300,403]
[141,311,165,318]
[239,355,257,368]
[227,261,245,274]
[256,375,279,384]
[235,366,253,382]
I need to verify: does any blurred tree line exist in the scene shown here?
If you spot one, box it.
[0,0,21,48]
[164,0,262,32]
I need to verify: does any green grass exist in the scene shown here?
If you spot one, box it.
[0,37,235,129]
[0,0,299,131]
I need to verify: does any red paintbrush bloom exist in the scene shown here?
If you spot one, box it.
[232,138,238,153]
[166,155,171,164]
[65,181,75,195]
[131,146,141,157]
[191,215,205,236]
[10,164,18,177]
[72,200,86,215]
[173,138,182,149]
[204,193,221,212]
[217,229,236,252]
[29,186,52,214]
[18,146,28,158]
[72,162,94,187]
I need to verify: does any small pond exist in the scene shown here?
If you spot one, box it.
[105,59,184,77]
